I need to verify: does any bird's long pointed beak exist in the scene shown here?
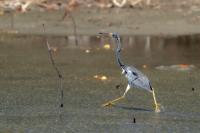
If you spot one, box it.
[98,32,113,37]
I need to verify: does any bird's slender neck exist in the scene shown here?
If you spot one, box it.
[113,36,125,69]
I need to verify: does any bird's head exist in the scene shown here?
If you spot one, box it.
[111,32,120,38]
[98,32,119,39]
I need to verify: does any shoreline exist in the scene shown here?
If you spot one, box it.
[0,7,200,36]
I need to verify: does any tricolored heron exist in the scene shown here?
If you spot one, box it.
[98,32,161,112]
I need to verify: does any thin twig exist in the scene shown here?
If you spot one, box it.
[62,10,78,46]
[42,24,64,108]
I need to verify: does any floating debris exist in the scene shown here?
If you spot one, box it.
[93,75,108,81]
[133,117,136,123]
[115,84,121,89]
[103,44,111,50]
[85,49,90,54]
[155,64,195,71]
[93,75,99,79]
[192,88,195,91]
[100,76,107,81]
[142,64,147,69]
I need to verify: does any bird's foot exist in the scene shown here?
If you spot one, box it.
[154,103,161,113]
[102,102,114,107]
[102,96,124,107]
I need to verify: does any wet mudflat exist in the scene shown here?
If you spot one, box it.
[0,34,200,132]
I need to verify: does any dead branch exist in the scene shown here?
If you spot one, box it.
[62,0,79,46]
[42,24,64,108]
[63,11,78,46]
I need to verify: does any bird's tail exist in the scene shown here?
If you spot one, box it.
[149,82,153,92]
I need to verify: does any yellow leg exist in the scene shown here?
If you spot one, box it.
[102,96,124,107]
[152,88,161,113]
[102,85,130,107]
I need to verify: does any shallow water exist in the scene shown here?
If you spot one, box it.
[0,34,200,132]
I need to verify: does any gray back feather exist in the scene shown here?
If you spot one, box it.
[125,66,152,92]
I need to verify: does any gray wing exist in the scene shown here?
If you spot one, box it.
[127,66,146,77]
[125,66,152,91]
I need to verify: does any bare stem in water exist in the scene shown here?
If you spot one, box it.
[42,24,64,108]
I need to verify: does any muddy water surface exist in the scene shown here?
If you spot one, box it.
[0,34,200,132]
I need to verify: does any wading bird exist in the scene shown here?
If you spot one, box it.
[98,32,160,112]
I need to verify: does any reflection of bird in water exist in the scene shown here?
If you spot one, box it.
[98,32,160,112]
